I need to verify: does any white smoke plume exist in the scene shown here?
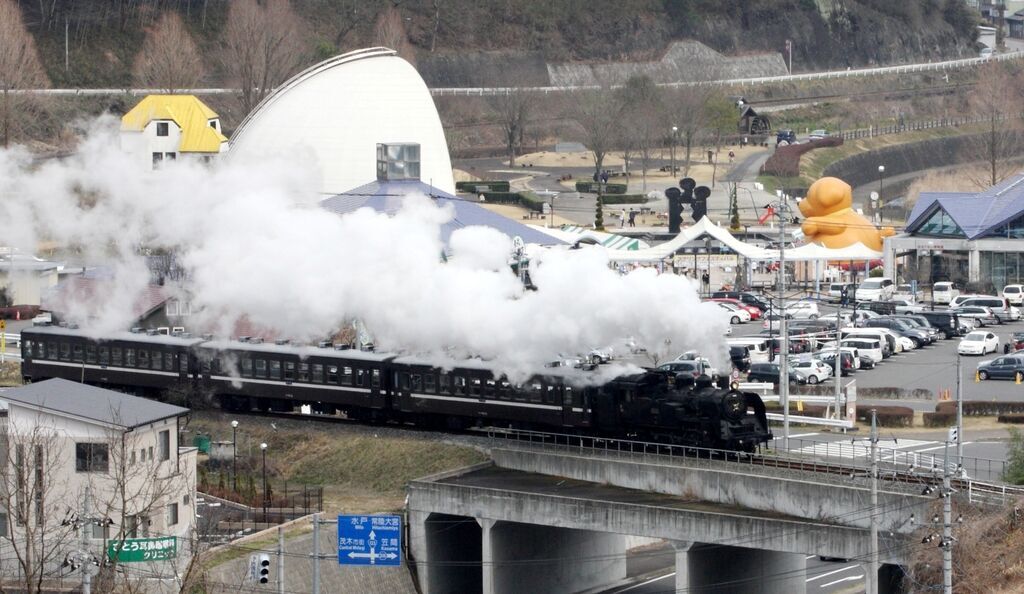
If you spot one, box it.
[0,118,731,381]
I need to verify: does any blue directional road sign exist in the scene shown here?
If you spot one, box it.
[337,514,402,566]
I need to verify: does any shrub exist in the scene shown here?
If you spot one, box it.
[1004,428,1024,484]
[601,194,649,205]
[456,180,510,193]
[480,191,521,204]
[518,191,546,212]
[575,181,627,195]
[935,401,1024,416]
[998,414,1024,424]
[923,412,954,427]
[856,405,913,428]
[760,136,844,177]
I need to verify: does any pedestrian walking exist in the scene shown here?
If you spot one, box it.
[728,150,735,163]
[628,210,637,227]
[620,209,627,227]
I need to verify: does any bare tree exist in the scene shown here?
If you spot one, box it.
[374,5,416,64]
[489,87,534,167]
[619,75,666,192]
[569,86,625,229]
[132,11,205,93]
[668,87,714,177]
[0,0,49,148]
[966,61,1024,188]
[223,0,305,114]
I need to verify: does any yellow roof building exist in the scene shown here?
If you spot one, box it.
[121,95,227,153]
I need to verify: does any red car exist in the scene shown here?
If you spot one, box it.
[708,298,762,320]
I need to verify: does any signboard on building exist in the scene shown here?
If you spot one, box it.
[107,537,177,562]
[337,514,401,566]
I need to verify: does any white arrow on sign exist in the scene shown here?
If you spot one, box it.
[347,549,398,564]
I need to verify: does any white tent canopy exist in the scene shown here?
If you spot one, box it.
[603,217,882,263]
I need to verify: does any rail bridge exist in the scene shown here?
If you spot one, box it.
[406,431,994,594]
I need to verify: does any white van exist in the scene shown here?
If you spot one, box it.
[841,328,895,357]
[842,337,884,363]
[854,278,895,302]
[726,337,771,363]
[954,295,1020,322]
[933,282,959,305]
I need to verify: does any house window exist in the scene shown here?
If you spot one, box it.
[156,122,169,136]
[0,511,8,538]
[152,152,163,167]
[75,443,109,472]
[91,522,109,540]
[158,430,170,462]
[165,152,177,160]
[209,120,217,129]
[166,503,179,526]
[126,514,149,538]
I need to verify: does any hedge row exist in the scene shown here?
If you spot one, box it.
[760,136,844,177]
[789,386,932,400]
[923,412,954,427]
[999,414,1024,424]
[575,181,628,195]
[935,400,1024,416]
[855,405,914,428]
[456,180,510,193]
[601,195,649,205]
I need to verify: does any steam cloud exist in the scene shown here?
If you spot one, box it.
[0,117,731,381]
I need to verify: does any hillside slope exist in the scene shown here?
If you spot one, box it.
[16,0,979,89]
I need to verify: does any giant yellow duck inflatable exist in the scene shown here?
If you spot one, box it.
[799,177,894,251]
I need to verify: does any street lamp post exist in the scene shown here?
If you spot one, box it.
[704,237,712,296]
[877,165,885,221]
[231,420,239,492]
[870,191,880,226]
[260,442,268,522]
[670,126,678,178]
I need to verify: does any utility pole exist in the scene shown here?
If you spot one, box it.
[956,355,964,474]
[82,486,92,594]
[313,513,321,594]
[278,525,285,594]
[778,193,791,450]
[834,298,843,420]
[868,409,879,594]
[942,438,953,594]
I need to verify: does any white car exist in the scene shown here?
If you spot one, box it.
[814,344,862,369]
[889,298,924,314]
[893,284,916,301]
[958,331,999,356]
[788,358,832,384]
[841,338,884,363]
[809,129,830,140]
[785,301,820,319]
[932,282,959,305]
[675,352,719,377]
[716,302,751,324]
[855,278,895,302]
[818,312,855,328]
[1003,284,1024,306]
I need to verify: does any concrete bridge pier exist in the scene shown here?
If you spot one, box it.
[674,542,807,594]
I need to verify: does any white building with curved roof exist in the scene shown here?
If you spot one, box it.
[230,47,455,196]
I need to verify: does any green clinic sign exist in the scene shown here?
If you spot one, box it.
[107,537,177,562]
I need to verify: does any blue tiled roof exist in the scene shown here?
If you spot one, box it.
[906,174,1024,239]
[320,180,563,247]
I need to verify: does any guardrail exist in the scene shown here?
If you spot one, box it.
[2,333,19,347]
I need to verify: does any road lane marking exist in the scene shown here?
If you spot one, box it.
[820,574,864,588]
[615,572,676,593]
[806,566,857,582]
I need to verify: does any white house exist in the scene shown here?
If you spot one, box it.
[120,95,229,171]
[0,253,60,307]
[0,379,196,589]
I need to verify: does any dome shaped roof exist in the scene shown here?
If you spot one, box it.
[230,48,454,196]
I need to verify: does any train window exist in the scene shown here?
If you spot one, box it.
[340,366,353,386]
[400,373,410,390]
[201,359,211,374]
[357,369,367,387]
[411,374,422,391]
[565,387,575,407]
[35,342,44,359]
[371,369,381,388]
[86,345,96,364]
[241,359,252,377]
[453,376,466,395]
[312,364,323,383]
[284,362,295,381]
[327,366,338,383]
[270,361,281,380]
[439,372,450,392]
[72,344,83,362]
[424,374,435,393]
[500,380,512,400]
[298,363,309,382]
[484,379,496,398]
[470,378,482,397]
[254,360,267,378]
[153,352,164,370]
[164,353,175,372]
[179,358,188,373]
[98,347,109,365]
[111,348,122,366]
[126,348,136,367]
[138,350,149,368]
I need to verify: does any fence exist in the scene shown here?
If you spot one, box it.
[836,113,1006,141]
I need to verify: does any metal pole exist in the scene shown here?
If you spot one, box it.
[278,525,285,594]
[943,440,953,594]
[262,446,268,522]
[313,513,321,594]
[82,485,91,594]
[956,355,963,474]
[868,410,879,594]
[834,299,843,419]
[779,198,790,451]
[232,422,238,492]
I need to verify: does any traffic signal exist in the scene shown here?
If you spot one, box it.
[258,554,270,584]
[947,426,958,444]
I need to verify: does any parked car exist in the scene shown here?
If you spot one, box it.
[747,362,807,385]
[1009,332,1024,352]
[862,318,930,348]
[761,312,794,331]
[675,352,719,377]
[1004,284,1024,306]
[893,284,916,301]
[932,282,960,305]
[828,283,854,303]
[709,298,762,320]
[855,278,895,302]
[711,291,771,312]
[850,310,881,325]
[958,331,999,356]
[715,301,751,324]
[817,350,856,376]
[977,355,1024,380]
[818,312,855,328]
[776,129,797,145]
[954,305,1001,327]
[658,360,710,379]
[889,298,924,314]
[788,358,832,384]
[729,345,752,372]
[809,129,830,140]
[839,338,884,363]
[785,301,820,319]
[953,295,1020,322]
[918,311,963,339]
[891,315,940,342]
[841,328,895,358]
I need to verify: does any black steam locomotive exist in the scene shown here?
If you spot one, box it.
[19,326,771,451]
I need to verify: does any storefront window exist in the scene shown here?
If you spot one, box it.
[916,208,964,237]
